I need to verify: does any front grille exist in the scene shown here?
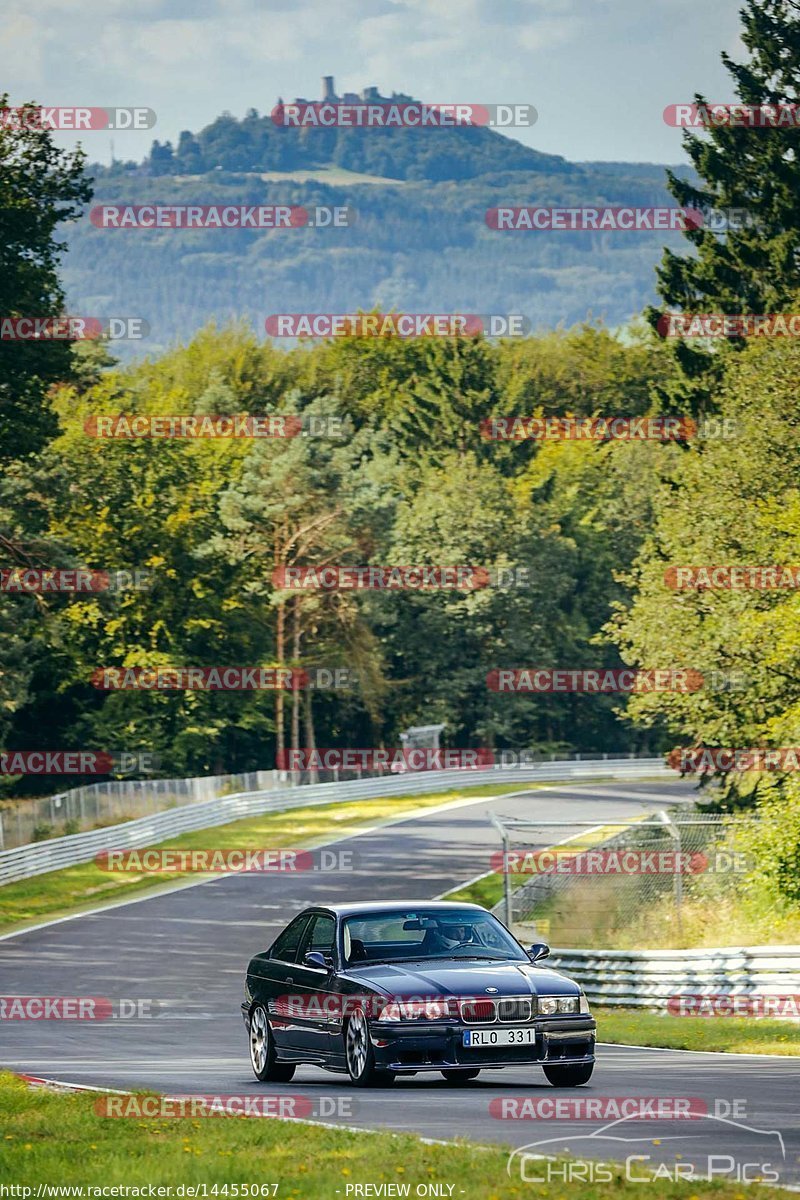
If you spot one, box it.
[497,998,532,1022]
[459,996,534,1024]
[459,999,496,1023]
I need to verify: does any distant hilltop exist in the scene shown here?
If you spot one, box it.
[278,76,414,107]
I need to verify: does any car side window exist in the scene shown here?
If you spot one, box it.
[270,915,311,964]
[300,914,336,960]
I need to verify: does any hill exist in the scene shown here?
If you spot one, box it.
[64,81,693,358]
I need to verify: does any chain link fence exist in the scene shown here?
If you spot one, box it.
[490,810,762,948]
[0,770,286,850]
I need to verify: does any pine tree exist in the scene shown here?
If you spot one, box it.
[650,0,800,411]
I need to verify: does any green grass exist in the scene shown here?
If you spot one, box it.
[0,783,529,934]
[597,1007,800,1056]
[1,1072,789,1198]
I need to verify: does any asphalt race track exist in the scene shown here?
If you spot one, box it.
[2,778,799,1186]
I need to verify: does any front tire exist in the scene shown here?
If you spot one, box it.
[543,1062,594,1087]
[345,1010,395,1088]
[441,1069,480,1084]
[249,1003,296,1083]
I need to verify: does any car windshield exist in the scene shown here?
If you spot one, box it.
[342,909,527,965]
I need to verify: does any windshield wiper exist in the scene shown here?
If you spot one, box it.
[450,954,510,961]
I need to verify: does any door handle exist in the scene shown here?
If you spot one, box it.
[285,976,293,984]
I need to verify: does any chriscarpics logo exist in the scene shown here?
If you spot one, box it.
[506,1112,786,1185]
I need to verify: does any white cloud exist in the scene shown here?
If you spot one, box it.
[2,0,744,163]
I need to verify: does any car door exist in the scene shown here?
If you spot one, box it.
[288,912,340,1057]
[248,913,311,1053]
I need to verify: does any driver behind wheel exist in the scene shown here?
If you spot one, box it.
[420,922,477,953]
[441,923,478,946]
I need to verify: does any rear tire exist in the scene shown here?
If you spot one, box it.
[249,1003,296,1083]
[345,1010,395,1088]
[441,1069,480,1084]
[543,1062,594,1087]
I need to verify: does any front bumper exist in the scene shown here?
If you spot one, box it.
[369,1017,596,1072]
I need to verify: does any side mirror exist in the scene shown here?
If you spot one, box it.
[528,942,550,963]
[304,951,332,970]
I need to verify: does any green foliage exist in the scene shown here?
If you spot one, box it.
[0,321,678,781]
[652,0,800,410]
[0,94,92,460]
[608,337,800,774]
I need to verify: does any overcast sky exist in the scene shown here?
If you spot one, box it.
[2,0,745,166]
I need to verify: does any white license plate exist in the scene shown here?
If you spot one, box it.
[463,1027,537,1048]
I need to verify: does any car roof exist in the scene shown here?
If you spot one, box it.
[309,901,490,918]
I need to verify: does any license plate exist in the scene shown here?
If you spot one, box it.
[462,1027,537,1048]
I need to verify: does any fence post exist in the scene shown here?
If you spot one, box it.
[658,809,683,938]
[490,812,512,930]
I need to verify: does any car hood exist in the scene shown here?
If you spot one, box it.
[344,958,579,999]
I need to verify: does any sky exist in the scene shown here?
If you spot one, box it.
[1,0,746,166]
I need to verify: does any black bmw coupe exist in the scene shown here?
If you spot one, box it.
[242,901,596,1087]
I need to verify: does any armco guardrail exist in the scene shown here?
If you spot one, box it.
[0,757,667,886]
[548,945,800,1011]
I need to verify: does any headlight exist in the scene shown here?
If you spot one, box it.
[377,999,450,1021]
[579,992,590,1014]
[539,995,580,1016]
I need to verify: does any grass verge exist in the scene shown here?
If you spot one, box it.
[1,1072,789,1198]
[0,783,529,934]
[596,1007,800,1056]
